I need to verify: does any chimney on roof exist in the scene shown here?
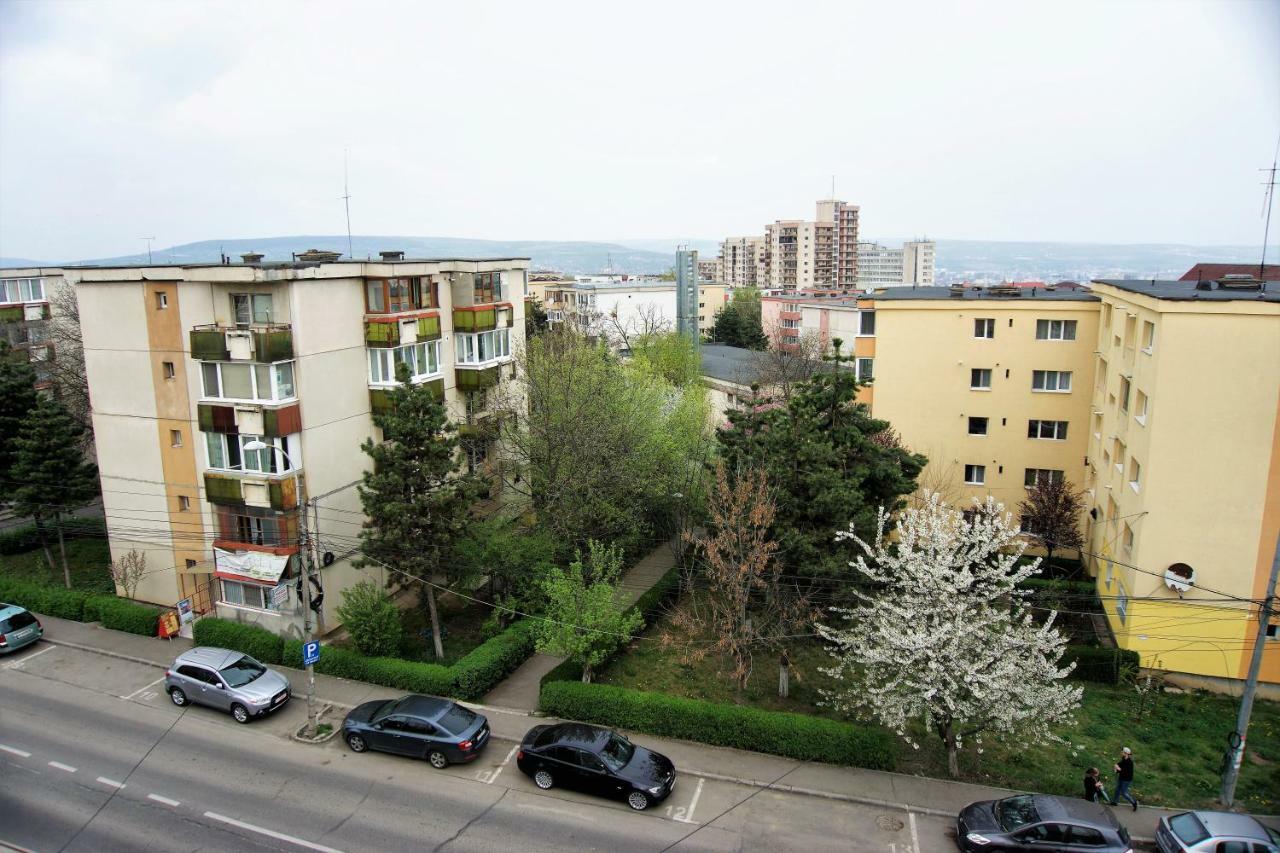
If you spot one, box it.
[295,248,343,263]
[240,252,264,264]
[379,250,405,261]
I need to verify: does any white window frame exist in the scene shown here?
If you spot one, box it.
[368,340,442,386]
[1116,586,1128,624]
[455,328,512,367]
[1134,390,1148,426]
[1035,319,1077,341]
[1118,376,1131,413]
[1028,419,1068,440]
[1024,468,1065,488]
[205,433,298,476]
[963,464,985,485]
[219,578,281,612]
[968,417,988,436]
[856,358,874,382]
[970,368,992,390]
[1031,370,1072,393]
[0,278,45,304]
[1141,320,1155,354]
[858,311,876,336]
[200,360,297,403]
[974,318,995,339]
[1128,458,1141,493]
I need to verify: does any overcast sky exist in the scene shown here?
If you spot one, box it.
[1,0,1277,261]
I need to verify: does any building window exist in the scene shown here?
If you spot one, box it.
[0,278,45,303]
[368,340,442,385]
[231,293,274,326]
[1027,419,1068,440]
[365,277,436,314]
[1118,376,1131,413]
[974,318,995,339]
[859,311,876,336]
[1141,320,1155,353]
[365,280,385,313]
[1101,303,1112,329]
[1135,390,1149,425]
[856,358,874,382]
[155,291,168,310]
[1116,586,1127,624]
[200,360,297,403]
[162,361,176,380]
[964,464,986,485]
[455,328,511,366]
[1122,523,1134,557]
[205,433,295,475]
[1128,457,1141,492]
[170,429,183,448]
[970,368,992,390]
[1113,438,1126,471]
[1031,370,1072,392]
[1024,468,1064,488]
[1035,319,1077,341]
[178,495,191,511]
[968,417,988,436]
[186,558,199,570]
[474,272,502,304]
[466,439,490,474]
[220,578,280,612]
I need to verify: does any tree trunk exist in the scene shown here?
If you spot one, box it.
[942,721,960,778]
[778,660,790,698]
[425,586,445,660]
[55,513,71,590]
[34,516,57,576]
[1045,543,1054,575]
[581,662,593,684]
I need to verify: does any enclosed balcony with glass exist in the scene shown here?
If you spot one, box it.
[365,276,438,315]
[200,360,296,404]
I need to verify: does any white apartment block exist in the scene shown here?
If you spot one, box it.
[554,280,727,345]
[732,199,859,291]
[717,236,766,288]
[67,251,528,636]
[856,240,937,289]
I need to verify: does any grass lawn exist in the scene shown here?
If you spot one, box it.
[598,604,1280,813]
[395,594,493,666]
[0,537,114,593]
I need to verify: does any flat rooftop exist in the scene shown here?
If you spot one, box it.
[874,285,1098,302]
[700,344,764,385]
[1093,278,1280,303]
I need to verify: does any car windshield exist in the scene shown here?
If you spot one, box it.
[1167,814,1209,845]
[599,733,634,772]
[995,796,1040,832]
[437,704,477,735]
[0,611,36,633]
[1266,826,1280,845]
[219,655,267,688]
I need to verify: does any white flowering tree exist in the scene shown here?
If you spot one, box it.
[817,492,1081,778]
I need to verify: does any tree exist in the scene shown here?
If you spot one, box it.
[108,549,147,600]
[818,492,1082,778]
[0,341,39,486]
[629,331,700,387]
[753,325,828,401]
[710,289,767,350]
[1018,478,1086,573]
[525,297,549,340]
[358,363,482,659]
[10,396,100,588]
[666,464,812,692]
[335,580,403,657]
[454,516,558,624]
[44,280,92,436]
[717,340,926,581]
[536,540,643,683]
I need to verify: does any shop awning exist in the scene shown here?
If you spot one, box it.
[213,547,289,585]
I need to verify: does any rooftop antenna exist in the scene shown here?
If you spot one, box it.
[140,237,155,264]
[341,149,354,260]
[831,174,836,200]
[1260,132,1279,278]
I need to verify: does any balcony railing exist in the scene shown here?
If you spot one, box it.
[204,471,303,511]
[369,377,443,415]
[190,323,293,362]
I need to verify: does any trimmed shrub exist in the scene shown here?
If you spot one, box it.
[1062,645,1140,685]
[0,578,89,620]
[192,617,284,664]
[451,621,536,700]
[283,639,454,694]
[95,597,161,636]
[540,681,897,771]
[334,580,403,658]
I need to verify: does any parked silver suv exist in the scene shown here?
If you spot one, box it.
[164,647,291,724]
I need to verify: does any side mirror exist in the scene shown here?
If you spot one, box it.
[373,722,384,730]
[213,682,225,690]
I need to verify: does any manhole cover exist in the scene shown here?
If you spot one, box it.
[877,815,905,832]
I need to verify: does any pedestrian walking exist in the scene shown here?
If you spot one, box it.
[1083,767,1110,804]
[1113,747,1138,811]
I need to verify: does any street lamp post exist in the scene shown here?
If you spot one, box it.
[243,439,318,737]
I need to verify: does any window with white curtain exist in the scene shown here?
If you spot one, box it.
[455,329,511,365]
[200,360,297,402]
[368,341,442,385]
[205,433,296,475]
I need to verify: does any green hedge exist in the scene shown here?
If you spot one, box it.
[0,578,90,620]
[192,618,284,664]
[540,681,897,771]
[94,597,161,637]
[283,639,454,694]
[451,620,536,700]
[1063,645,1140,685]
[1020,578,1097,598]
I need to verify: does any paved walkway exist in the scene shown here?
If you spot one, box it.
[481,537,681,711]
[25,611,1280,844]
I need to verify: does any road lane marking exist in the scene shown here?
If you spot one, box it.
[680,777,705,824]
[203,812,346,853]
[3,645,54,668]
[148,793,181,807]
[48,761,77,773]
[96,776,126,789]
[486,744,519,785]
[122,676,166,702]
[909,811,920,853]
[0,744,32,758]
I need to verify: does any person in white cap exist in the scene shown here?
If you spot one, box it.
[1113,746,1138,811]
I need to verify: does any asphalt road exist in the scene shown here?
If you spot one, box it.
[0,641,956,852]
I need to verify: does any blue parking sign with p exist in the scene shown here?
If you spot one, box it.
[303,641,321,666]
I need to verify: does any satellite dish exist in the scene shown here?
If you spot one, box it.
[1164,563,1195,595]
[323,552,335,567]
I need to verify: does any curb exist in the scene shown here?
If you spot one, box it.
[290,703,341,744]
[41,636,168,670]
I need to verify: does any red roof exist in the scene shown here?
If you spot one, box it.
[1179,263,1280,281]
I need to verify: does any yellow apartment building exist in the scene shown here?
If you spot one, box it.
[1086,278,1280,687]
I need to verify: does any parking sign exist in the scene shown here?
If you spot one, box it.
[303,641,321,666]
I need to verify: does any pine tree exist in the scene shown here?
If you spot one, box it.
[358,364,482,659]
[0,342,39,486]
[10,396,100,588]
[711,303,744,345]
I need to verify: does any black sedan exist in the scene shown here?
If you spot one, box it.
[516,723,676,811]
[956,794,1133,852]
[342,694,489,768]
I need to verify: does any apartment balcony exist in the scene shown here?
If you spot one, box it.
[455,364,501,392]
[780,310,801,321]
[190,323,293,362]
[366,313,441,348]
[204,470,304,512]
[198,402,301,436]
[0,303,49,323]
[213,506,300,556]
[369,377,444,415]
[452,305,516,333]
[780,327,801,338]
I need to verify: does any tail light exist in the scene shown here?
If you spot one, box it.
[165,669,172,677]
[0,637,7,647]
[517,750,524,761]
[459,740,473,751]
[34,617,42,629]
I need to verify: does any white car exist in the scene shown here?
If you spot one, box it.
[1156,811,1280,853]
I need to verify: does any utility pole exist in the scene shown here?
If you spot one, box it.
[1220,533,1280,807]
[302,495,321,737]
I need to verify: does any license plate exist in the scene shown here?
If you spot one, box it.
[273,692,288,705]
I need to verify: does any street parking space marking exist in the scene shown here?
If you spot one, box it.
[48,761,77,773]
[681,777,705,824]
[2,645,53,669]
[481,744,519,785]
[96,776,126,789]
[147,793,181,807]
[0,744,32,758]
[909,811,920,853]
[203,812,347,853]
[121,676,166,702]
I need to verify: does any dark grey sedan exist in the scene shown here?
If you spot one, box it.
[956,794,1132,852]
[342,695,489,768]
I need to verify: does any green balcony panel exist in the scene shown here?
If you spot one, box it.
[197,404,239,434]
[190,329,230,361]
[455,366,499,392]
[369,379,442,416]
[204,473,244,506]
[254,329,294,362]
[365,321,396,347]
[269,476,302,511]
[453,308,497,333]
[416,315,441,341]
[0,306,23,323]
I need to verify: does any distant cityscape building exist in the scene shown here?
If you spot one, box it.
[542,275,727,345]
[856,240,936,288]
[716,236,765,288]
[676,249,700,343]
[0,268,58,391]
[696,258,718,283]
[764,200,860,290]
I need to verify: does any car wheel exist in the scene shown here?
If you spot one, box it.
[534,769,554,790]
[346,734,368,753]
[168,687,187,707]
[427,750,449,769]
[231,703,251,724]
[627,791,650,811]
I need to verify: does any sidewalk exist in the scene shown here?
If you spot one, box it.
[481,536,679,711]
[29,612,1279,845]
